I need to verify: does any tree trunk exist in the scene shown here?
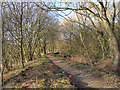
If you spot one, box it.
[20,2,24,68]
[79,32,94,67]
[43,39,46,55]
[0,3,3,87]
[104,22,120,72]
[109,32,120,72]
[29,42,33,61]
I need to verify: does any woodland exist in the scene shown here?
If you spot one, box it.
[1,1,120,88]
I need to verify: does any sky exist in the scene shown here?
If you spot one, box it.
[1,0,119,2]
[56,0,120,26]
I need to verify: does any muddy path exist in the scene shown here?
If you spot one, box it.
[46,55,117,88]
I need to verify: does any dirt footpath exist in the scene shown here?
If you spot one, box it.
[47,55,118,88]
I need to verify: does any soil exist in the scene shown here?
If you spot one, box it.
[47,55,119,88]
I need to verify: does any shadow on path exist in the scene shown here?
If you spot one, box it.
[46,55,95,89]
[46,54,116,88]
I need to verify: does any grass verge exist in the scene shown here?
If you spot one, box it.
[3,57,76,88]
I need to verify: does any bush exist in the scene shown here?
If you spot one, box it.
[87,68,96,72]
[41,55,46,58]
[67,49,73,56]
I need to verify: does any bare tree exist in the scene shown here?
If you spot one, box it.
[36,0,120,72]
